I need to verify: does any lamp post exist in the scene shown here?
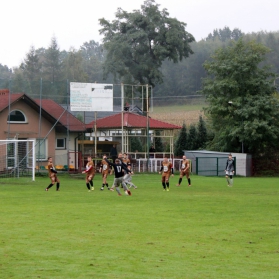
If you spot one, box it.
[228,101,244,153]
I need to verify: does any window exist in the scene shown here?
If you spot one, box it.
[36,139,47,161]
[7,110,27,123]
[56,138,66,149]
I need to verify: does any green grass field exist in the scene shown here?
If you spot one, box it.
[1,173,279,279]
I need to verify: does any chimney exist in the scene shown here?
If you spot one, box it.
[0,89,9,96]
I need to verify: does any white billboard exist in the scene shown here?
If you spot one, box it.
[70,82,113,111]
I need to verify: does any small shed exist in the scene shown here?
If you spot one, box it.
[184,150,252,177]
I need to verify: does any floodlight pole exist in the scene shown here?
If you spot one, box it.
[38,78,42,168]
[66,80,70,168]
[8,78,11,139]
[121,83,124,153]
[146,84,150,171]
[94,111,97,162]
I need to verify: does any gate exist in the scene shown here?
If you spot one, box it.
[196,157,236,176]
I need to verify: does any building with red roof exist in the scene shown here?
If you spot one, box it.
[84,112,181,158]
[0,90,182,170]
[0,91,85,170]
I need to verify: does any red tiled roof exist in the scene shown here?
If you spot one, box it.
[0,93,85,132]
[0,93,24,112]
[86,112,181,130]
[34,99,85,132]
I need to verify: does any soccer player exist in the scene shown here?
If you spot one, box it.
[159,156,174,191]
[176,155,191,187]
[99,154,110,190]
[104,156,132,196]
[122,153,137,189]
[82,156,95,192]
[45,157,60,191]
[110,152,127,189]
[225,154,235,187]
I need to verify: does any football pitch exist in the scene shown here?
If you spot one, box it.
[1,173,278,279]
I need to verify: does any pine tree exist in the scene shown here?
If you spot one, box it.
[196,115,207,149]
[20,45,42,95]
[187,124,198,150]
[130,136,143,152]
[154,130,164,152]
[44,36,62,82]
[174,123,187,156]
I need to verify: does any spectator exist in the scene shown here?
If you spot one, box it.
[110,144,118,162]
[149,145,156,158]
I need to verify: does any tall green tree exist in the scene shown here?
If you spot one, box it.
[63,47,88,82]
[130,136,143,152]
[11,68,30,93]
[154,130,164,152]
[20,45,42,95]
[80,40,105,83]
[80,40,104,62]
[99,0,195,87]
[20,46,42,81]
[201,39,279,154]
[0,64,12,88]
[187,124,198,150]
[43,36,62,82]
[0,64,12,79]
[174,123,187,155]
[196,115,207,149]
[206,27,244,42]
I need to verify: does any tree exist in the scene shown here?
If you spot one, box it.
[0,64,12,79]
[196,115,207,149]
[201,39,279,154]
[20,46,41,81]
[187,124,198,150]
[99,0,195,87]
[130,136,143,152]
[80,40,104,62]
[62,47,88,82]
[174,123,187,155]
[205,27,244,42]
[80,40,106,83]
[154,130,164,152]
[0,64,12,88]
[11,68,29,93]
[20,45,42,95]
[43,36,62,82]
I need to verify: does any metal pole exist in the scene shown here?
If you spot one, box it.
[38,78,42,167]
[94,111,97,164]
[121,83,124,153]
[8,79,11,139]
[32,139,36,181]
[146,84,149,171]
[66,80,70,168]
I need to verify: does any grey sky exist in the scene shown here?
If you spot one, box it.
[1,0,278,68]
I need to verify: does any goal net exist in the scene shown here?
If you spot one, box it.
[0,139,36,181]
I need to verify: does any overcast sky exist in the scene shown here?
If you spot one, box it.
[1,0,278,68]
